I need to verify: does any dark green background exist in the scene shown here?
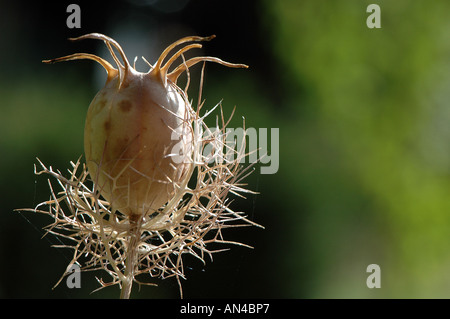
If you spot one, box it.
[1,0,450,298]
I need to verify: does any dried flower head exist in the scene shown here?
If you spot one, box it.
[18,33,262,298]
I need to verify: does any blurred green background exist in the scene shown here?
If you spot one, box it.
[1,0,450,298]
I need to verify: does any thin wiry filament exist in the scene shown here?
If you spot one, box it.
[69,33,131,87]
[70,33,131,71]
[150,35,216,84]
[153,35,215,72]
[168,57,248,83]
[42,53,118,82]
[161,43,203,75]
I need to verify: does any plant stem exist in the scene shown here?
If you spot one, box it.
[120,216,140,299]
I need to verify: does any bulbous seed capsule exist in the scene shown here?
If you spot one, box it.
[84,68,191,217]
[43,33,248,218]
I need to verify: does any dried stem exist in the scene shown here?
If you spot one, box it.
[120,216,140,299]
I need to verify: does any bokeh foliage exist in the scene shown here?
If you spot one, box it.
[265,0,450,297]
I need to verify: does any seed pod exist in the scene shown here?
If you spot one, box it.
[43,33,247,218]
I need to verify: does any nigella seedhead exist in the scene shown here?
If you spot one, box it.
[18,33,262,298]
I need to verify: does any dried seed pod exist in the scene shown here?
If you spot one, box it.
[44,33,247,218]
[34,33,258,299]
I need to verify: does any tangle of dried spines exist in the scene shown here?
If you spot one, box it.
[21,101,261,298]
